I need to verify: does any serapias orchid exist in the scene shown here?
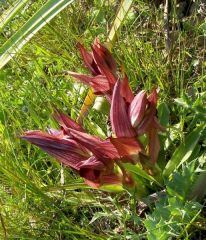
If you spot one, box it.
[22,39,165,189]
[22,80,163,188]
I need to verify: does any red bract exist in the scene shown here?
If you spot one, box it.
[128,90,147,128]
[22,112,123,188]
[21,130,90,171]
[110,137,143,163]
[110,80,136,138]
[67,72,110,94]
[120,75,134,103]
[67,38,118,99]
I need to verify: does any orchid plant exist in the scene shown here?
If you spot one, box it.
[22,39,165,193]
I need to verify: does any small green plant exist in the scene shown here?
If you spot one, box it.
[145,162,203,240]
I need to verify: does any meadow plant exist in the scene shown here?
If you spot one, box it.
[1,1,206,238]
[22,39,165,192]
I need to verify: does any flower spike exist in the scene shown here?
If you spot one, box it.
[69,39,118,98]
[22,39,166,190]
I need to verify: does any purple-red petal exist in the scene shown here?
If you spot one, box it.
[68,72,110,93]
[121,75,134,103]
[92,38,117,75]
[92,46,117,86]
[21,130,89,170]
[110,80,136,138]
[77,156,105,171]
[129,90,147,128]
[110,137,143,162]
[53,111,83,132]
[47,128,64,137]
[78,156,120,188]
[136,88,158,135]
[69,129,119,160]
[90,76,111,93]
[148,87,158,104]
[78,156,105,183]
[67,71,95,85]
[77,42,100,76]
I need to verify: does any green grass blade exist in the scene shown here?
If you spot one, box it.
[124,163,162,187]
[0,0,75,69]
[107,0,133,44]
[158,102,170,127]
[163,125,205,177]
[0,0,30,31]
[42,183,90,192]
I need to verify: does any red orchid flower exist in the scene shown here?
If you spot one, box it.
[22,85,164,188]
[22,85,163,187]
[22,112,123,188]
[67,38,118,100]
[22,39,165,189]
[67,38,134,104]
[110,79,165,164]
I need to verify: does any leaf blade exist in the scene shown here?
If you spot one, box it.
[123,163,162,186]
[0,0,30,31]
[0,0,75,69]
[163,126,205,177]
[107,0,133,44]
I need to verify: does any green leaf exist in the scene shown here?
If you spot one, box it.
[27,105,42,127]
[0,0,75,69]
[189,154,206,201]
[89,212,111,224]
[124,163,162,187]
[166,161,196,201]
[163,126,205,177]
[144,193,202,240]
[199,21,206,36]
[174,98,190,108]
[0,0,30,31]
[158,102,170,127]
[42,183,90,192]
[100,184,124,192]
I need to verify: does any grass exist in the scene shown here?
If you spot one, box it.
[0,0,206,239]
